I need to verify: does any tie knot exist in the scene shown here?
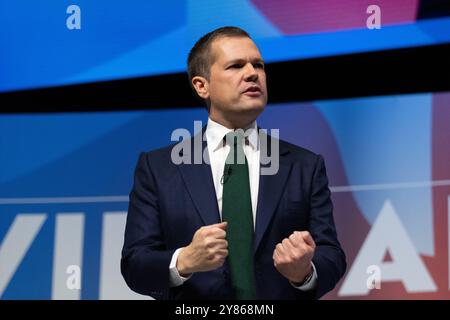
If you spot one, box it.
[224,131,246,165]
[225,131,245,147]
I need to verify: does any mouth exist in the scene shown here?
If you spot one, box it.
[242,86,262,97]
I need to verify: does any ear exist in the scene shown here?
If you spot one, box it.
[192,76,210,100]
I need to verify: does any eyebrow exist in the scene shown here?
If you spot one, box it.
[226,58,265,65]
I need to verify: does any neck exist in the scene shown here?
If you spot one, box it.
[209,109,260,130]
[209,115,255,130]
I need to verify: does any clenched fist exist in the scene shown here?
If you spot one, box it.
[177,222,228,276]
[273,231,315,284]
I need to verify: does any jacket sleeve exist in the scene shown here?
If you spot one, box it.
[309,154,347,299]
[121,152,175,299]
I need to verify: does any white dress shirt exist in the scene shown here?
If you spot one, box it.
[169,118,317,291]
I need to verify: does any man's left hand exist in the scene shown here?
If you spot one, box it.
[273,231,316,284]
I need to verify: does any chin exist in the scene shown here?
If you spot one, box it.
[245,102,265,113]
[242,98,266,109]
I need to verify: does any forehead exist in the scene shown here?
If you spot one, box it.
[210,36,262,64]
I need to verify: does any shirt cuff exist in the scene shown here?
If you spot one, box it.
[290,262,317,291]
[169,248,193,287]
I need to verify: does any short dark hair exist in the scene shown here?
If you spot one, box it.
[187,26,251,108]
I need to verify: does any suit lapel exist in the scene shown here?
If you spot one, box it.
[177,128,221,226]
[254,133,291,254]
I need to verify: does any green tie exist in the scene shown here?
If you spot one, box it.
[221,132,256,300]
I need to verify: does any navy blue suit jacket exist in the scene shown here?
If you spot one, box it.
[121,130,346,300]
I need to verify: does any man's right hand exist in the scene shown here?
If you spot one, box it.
[176,222,228,276]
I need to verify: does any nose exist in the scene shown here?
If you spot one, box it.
[244,63,258,82]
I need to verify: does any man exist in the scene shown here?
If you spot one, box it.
[121,26,346,300]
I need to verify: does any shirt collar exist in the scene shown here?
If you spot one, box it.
[205,117,259,152]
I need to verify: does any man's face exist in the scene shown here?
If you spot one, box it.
[206,36,267,119]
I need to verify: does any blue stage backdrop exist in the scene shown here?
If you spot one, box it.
[1,1,450,92]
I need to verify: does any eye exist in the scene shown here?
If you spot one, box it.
[229,64,242,69]
[254,63,265,69]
